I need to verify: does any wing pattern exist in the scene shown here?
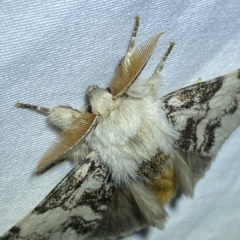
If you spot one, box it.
[161,69,240,157]
[1,157,114,240]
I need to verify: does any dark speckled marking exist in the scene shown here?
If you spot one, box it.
[0,226,21,240]
[161,69,240,155]
[162,77,223,115]
[0,158,115,239]
[63,215,96,235]
[224,97,238,115]
[202,119,221,153]
[34,165,88,214]
[138,152,169,179]
[175,117,201,152]
[34,158,114,215]
[77,184,114,214]
[161,73,225,154]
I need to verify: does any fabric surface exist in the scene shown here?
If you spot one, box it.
[1,1,240,239]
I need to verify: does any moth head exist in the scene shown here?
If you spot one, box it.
[87,85,114,117]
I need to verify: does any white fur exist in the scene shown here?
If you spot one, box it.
[46,74,179,185]
[86,74,179,184]
[48,107,81,130]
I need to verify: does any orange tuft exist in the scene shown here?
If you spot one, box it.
[151,165,177,204]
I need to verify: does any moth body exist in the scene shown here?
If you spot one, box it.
[85,79,178,184]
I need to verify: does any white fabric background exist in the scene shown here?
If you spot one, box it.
[1,1,240,239]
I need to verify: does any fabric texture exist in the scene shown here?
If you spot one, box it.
[1,1,240,239]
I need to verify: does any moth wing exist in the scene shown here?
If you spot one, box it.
[1,157,114,240]
[161,69,240,183]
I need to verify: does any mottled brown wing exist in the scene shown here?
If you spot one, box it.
[1,157,114,240]
[161,69,240,158]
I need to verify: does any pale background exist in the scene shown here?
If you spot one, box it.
[1,1,240,239]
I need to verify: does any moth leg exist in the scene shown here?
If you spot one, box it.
[140,42,175,97]
[16,101,51,114]
[123,15,140,61]
[155,41,175,74]
[47,106,82,130]
[16,101,81,130]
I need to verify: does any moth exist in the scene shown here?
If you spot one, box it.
[1,15,240,240]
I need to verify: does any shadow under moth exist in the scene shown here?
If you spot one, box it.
[1,16,240,240]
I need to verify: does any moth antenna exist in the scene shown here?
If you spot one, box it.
[36,112,98,174]
[155,41,175,74]
[110,33,163,98]
[16,101,51,114]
